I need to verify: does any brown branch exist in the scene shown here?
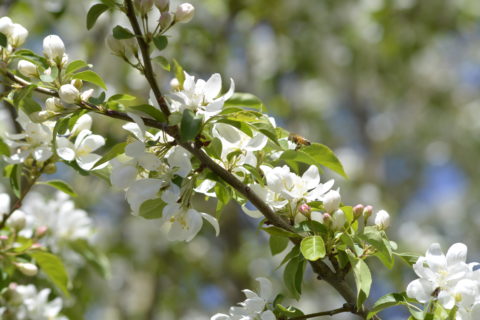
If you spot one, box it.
[288,304,356,320]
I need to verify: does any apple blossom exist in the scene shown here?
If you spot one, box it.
[8,23,28,47]
[175,3,195,23]
[0,16,13,35]
[7,210,26,231]
[374,209,390,229]
[17,60,37,77]
[58,84,80,104]
[43,35,65,64]
[15,262,38,277]
[322,189,341,213]
[56,129,106,171]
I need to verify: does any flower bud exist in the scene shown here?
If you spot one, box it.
[35,226,49,238]
[322,189,341,213]
[310,211,324,224]
[15,262,38,276]
[106,35,125,55]
[322,212,332,226]
[175,3,195,23]
[170,77,180,91]
[43,35,65,64]
[159,12,174,29]
[7,210,26,231]
[45,97,64,112]
[17,60,37,77]
[298,203,311,215]
[59,84,80,104]
[331,209,346,231]
[0,17,13,36]
[0,235,8,241]
[9,23,28,47]
[30,110,53,123]
[71,79,83,90]
[353,204,364,219]
[155,0,169,11]
[363,205,373,220]
[135,0,154,15]
[44,163,57,174]
[80,88,94,101]
[374,210,390,230]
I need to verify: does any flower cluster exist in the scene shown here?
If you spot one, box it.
[0,17,28,50]
[0,283,67,320]
[407,243,480,319]
[211,277,275,320]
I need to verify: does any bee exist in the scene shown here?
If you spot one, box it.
[288,133,311,150]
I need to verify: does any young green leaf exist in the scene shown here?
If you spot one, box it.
[302,143,347,178]
[30,251,69,296]
[92,142,127,169]
[40,180,77,197]
[270,235,289,256]
[65,60,89,74]
[139,198,166,219]
[367,292,413,320]
[0,137,10,157]
[300,236,326,261]
[152,56,170,71]
[87,3,109,30]
[347,253,372,308]
[112,25,135,39]
[153,35,168,51]
[127,104,166,122]
[180,109,203,142]
[72,70,107,90]
[224,92,265,111]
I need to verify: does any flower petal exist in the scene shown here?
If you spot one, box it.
[199,212,219,236]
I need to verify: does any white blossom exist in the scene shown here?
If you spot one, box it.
[17,60,37,77]
[160,184,219,241]
[8,23,28,47]
[56,129,106,171]
[58,84,80,104]
[373,209,390,229]
[175,3,195,23]
[322,189,341,213]
[43,35,66,64]
[11,285,67,320]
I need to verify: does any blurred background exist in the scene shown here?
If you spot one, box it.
[2,0,480,319]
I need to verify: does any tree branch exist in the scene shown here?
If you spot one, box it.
[288,304,356,320]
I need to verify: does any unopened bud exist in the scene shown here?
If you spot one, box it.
[135,0,154,15]
[322,212,332,226]
[18,60,37,77]
[71,79,83,90]
[0,235,8,241]
[9,23,28,47]
[44,163,57,174]
[45,97,64,112]
[159,12,174,29]
[331,209,346,231]
[15,262,38,276]
[353,204,364,219]
[30,110,53,123]
[175,3,195,23]
[363,205,373,220]
[299,203,311,215]
[323,189,341,213]
[80,88,94,101]
[374,210,390,230]
[155,0,169,11]
[35,226,49,238]
[7,210,26,231]
[43,35,65,64]
[0,17,14,36]
[59,84,80,104]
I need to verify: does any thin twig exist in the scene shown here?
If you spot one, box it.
[288,304,355,320]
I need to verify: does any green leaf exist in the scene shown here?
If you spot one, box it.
[40,180,77,197]
[112,25,135,39]
[394,252,420,266]
[0,32,7,47]
[89,91,106,105]
[172,59,185,86]
[108,93,137,102]
[225,92,265,111]
[9,164,21,198]
[262,226,300,239]
[30,251,69,296]
[347,253,372,308]
[153,35,168,51]
[139,198,165,219]
[300,236,326,261]
[269,235,289,256]
[0,137,10,157]
[302,143,347,178]
[87,3,109,30]
[359,227,394,269]
[205,137,222,159]
[180,109,203,142]
[92,142,127,169]
[127,104,166,122]
[71,70,107,90]
[152,56,170,71]
[39,66,59,83]
[367,292,413,320]
[65,60,89,74]
[69,239,110,278]
[283,256,306,300]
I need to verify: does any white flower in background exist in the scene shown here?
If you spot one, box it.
[373,209,390,229]
[406,243,474,310]
[322,189,341,213]
[10,284,67,320]
[212,123,267,171]
[154,0,169,11]
[165,145,192,177]
[242,184,288,218]
[56,129,106,171]
[0,16,14,35]
[134,0,154,15]
[168,71,234,119]
[160,184,219,241]
[126,178,164,214]
[8,23,28,47]
[175,3,195,23]
[7,209,26,231]
[4,110,54,164]
[0,193,11,216]
[211,277,275,320]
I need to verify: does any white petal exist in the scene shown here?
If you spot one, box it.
[111,164,137,189]
[246,133,267,151]
[33,146,52,161]
[161,184,180,204]
[204,73,222,101]
[210,314,230,320]
[446,243,468,266]
[261,310,276,320]
[125,141,146,157]
[256,277,273,301]
[126,179,162,214]
[79,134,105,153]
[0,193,11,214]
[425,243,447,272]
[199,212,220,236]
[221,78,235,101]
[302,165,320,190]
[241,204,263,219]
[406,279,435,303]
[123,122,145,141]
[77,153,103,171]
[56,137,76,161]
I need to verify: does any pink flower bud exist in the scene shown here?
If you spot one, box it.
[299,204,311,214]
[363,205,373,219]
[353,204,364,218]
[35,226,48,238]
